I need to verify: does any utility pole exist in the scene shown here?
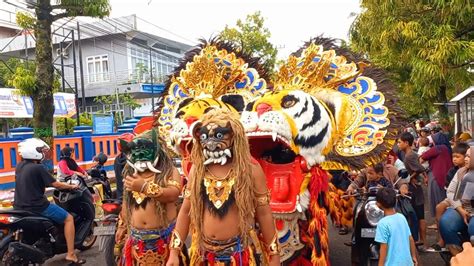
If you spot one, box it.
[77,22,86,113]
[59,41,68,134]
[72,30,80,126]
[24,29,28,68]
[149,47,154,114]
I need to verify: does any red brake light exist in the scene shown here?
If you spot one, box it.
[102,203,121,214]
[0,214,17,224]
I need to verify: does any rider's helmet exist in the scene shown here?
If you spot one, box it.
[117,133,134,152]
[18,138,50,160]
[93,152,108,165]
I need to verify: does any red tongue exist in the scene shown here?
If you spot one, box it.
[256,103,272,117]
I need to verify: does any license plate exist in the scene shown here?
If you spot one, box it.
[94,225,116,236]
[361,228,376,238]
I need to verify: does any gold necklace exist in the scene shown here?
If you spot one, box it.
[132,175,156,204]
[203,168,235,209]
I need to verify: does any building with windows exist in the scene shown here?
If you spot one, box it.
[0,13,192,118]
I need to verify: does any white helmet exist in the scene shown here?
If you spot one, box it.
[18,138,50,160]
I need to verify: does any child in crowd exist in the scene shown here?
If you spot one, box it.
[398,132,428,250]
[346,163,393,194]
[429,143,470,252]
[366,163,393,190]
[375,188,418,266]
[418,137,430,169]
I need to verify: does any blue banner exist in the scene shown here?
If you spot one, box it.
[93,114,114,134]
[141,84,165,94]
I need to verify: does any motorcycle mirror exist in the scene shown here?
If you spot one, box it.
[394,169,410,186]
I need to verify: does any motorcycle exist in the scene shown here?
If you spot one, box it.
[0,176,97,265]
[94,199,122,266]
[347,171,413,266]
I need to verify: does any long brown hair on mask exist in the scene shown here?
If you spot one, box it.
[189,108,256,247]
[122,129,175,227]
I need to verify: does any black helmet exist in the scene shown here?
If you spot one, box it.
[94,152,108,165]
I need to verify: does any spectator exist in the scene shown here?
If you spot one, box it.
[439,145,474,256]
[57,147,86,179]
[420,132,453,225]
[417,137,430,169]
[366,163,393,190]
[429,143,470,252]
[375,188,418,266]
[346,164,393,194]
[419,127,433,147]
[398,132,428,251]
[459,132,473,144]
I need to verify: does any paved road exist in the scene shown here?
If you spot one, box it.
[328,221,445,266]
[45,223,446,266]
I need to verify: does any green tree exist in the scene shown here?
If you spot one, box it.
[220,11,278,75]
[56,112,92,135]
[350,0,474,122]
[13,0,110,146]
[94,91,140,124]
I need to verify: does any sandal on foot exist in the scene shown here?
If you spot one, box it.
[418,247,427,253]
[339,227,349,235]
[427,224,438,230]
[425,243,444,252]
[66,258,86,265]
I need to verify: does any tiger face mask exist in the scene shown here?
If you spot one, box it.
[193,121,234,165]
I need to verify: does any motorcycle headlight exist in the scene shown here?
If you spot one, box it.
[365,201,384,226]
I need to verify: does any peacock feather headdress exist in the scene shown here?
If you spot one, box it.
[276,37,404,169]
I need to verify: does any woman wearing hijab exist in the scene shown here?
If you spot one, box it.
[57,147,87,179]
[439,145,474,256]
[420,132,453,219]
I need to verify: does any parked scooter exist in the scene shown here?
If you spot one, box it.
[0,176,96,265]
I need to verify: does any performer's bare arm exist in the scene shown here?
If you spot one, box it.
[115,199,128,243]
[166,167,193,266]
[253,163,281,265]
[124,166,182,203]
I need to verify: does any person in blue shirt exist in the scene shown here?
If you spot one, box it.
[375,188,418,266]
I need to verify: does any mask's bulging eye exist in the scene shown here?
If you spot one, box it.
[282,99,296,108]
[216,132,224,139]
[200,134,208,141]
[281,95,299,109]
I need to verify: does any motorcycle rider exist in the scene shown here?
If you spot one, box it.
[58,146,87,180]
[90,152,112,198]
[13,138,86,265]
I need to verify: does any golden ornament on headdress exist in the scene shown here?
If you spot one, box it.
[274,44,365,92]
[159,44,267,140]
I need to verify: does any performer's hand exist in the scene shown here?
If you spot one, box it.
[124,174,146,192]
[269,255,280,266]
[165,250,180,266]
[115,227,126,243]
[399,185,409,195]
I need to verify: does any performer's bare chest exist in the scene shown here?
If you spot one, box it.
[130,200,177,229]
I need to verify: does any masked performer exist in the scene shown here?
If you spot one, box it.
[115,129,187,266]
[166,109,280,266]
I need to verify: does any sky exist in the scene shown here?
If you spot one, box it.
[108,0,361,59]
